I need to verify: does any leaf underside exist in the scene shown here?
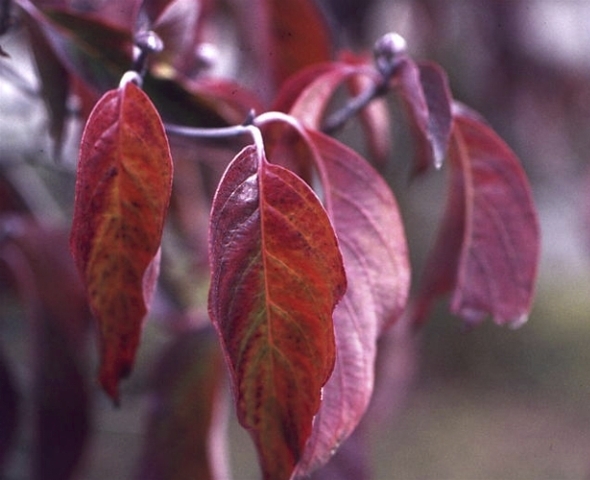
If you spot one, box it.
[412,112,540,327]
[293,130,410,477]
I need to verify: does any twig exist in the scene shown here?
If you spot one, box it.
[321,80,388,135]
[321,32,408,135]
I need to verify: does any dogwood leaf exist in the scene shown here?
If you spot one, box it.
[70,81,173,401]
[208,143,346,480]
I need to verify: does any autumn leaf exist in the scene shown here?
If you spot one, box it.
[229,0,331,99]
[266,0,331,87]
[293,130,410,477]
[70,81,173,402]
[272,63,341,115]
[283,63,358,128]
[417,62,453,170]
[411,109,540,327]
[208,143,346,480]
[393,59,453,174]
[274,56,391,164]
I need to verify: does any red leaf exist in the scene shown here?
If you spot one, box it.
[208,144,346,480]
[266,0,331,88]
[393,59,453,174]
[293,130,410,477]
[284,63,357,128]
[134,327,229,480]
[70,81,173,401]
[230,0,332,99]
[272,63,341,114]
[274,57,391,164]
[412,112,540,327]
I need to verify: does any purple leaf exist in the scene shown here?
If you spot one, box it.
[293,130,410,477]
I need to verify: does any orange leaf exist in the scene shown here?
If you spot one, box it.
[208,144,346,480]
[70,81,173,402]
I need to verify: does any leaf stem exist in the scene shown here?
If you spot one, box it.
[320,80,388,135]
[165,123,253,140]
[321,32,408,135]
[165,110,266,158]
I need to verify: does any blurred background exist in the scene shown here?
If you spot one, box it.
[2,0,590,478]
[349,1,590,478]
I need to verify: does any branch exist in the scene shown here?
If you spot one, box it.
[321,32,408,135]
[165,33,410,145]
[320,81,387,135]
[165,110,256,141]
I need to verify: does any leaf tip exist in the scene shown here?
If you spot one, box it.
[506,313,529,330]
[98,356,133,406]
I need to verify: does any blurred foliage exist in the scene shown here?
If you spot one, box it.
[1,0,590,479]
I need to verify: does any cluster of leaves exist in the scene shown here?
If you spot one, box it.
[0,0,540,479]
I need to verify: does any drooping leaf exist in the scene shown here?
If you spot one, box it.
[259,120,317,187]
[208,144,346,480]
[70,81,173,402]
[411,110,540,327]
[417,62,453,169]
[393,59,453,174]
[293,130,410,477]
[134,326,229,480]
[310,313,418,479]
[16,0,133,92]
